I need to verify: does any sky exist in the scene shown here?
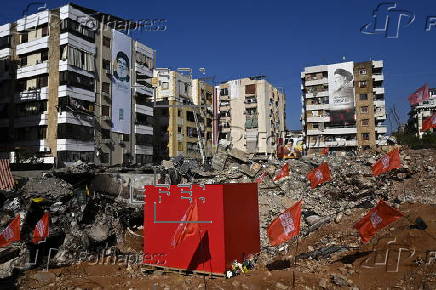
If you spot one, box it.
[2,0,436,132]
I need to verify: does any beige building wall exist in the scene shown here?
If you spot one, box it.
[217,77,286,154]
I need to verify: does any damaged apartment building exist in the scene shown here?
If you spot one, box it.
[0,3,155,166]
[408,88,436,138]
[216,76,286,155]
[301,60,387,155]
[152,69,214,162]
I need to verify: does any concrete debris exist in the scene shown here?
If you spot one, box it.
[1,147,435,286]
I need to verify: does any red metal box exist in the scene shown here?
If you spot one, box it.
[143,183,260,275]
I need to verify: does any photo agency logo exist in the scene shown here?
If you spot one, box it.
[361,2,415,38]
[361,2,436,37]
[20,1,167,34]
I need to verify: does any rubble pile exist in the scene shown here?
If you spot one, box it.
[0,146,435,283]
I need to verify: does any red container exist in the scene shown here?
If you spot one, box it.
[143,183,260,275]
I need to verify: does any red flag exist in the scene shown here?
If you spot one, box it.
[0,159,15,191]
[267,201,302,246]
[32,212,50,244]
[422,113,436,131]
[321,147,329,155]
[353,200,403,243]
[372,148,401,177]
[255,171,268,183]
[0,215,20,247]
[307,162,331,188]
[408,84,429,105]
[171,200,200,247]
[273,163,290,181]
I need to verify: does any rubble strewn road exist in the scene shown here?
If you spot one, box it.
[1,147,435,289]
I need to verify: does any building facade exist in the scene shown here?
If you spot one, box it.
[301,60,387,155]
[152,69,213,161]
[216,76,286,154]
[0,4,155,166]
[408,88,436,137]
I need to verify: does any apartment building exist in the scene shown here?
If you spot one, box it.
[301,60,387,155]
[152,69,212,161]
[216,76,286,154]
[408,88,436,137]
[0,4,155,167]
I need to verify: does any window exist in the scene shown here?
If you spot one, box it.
[103,37,111,48]
[123,134,130,142]
[41,50,48,62]
[57,123,94,141]
[101,105,110,116]
[177,126,182,133]
[359,69,367,75]
[245,84,256,95]
[312,123,319,129]
[362,133,370,140]
[21,33,28,44]
[360,106,369,113]
[220,88,228,96]
[359,81,367,88]
[135,133,152,145]
[59,71,94,91]
[177,110,182,117]
[61,45,95,72]
[161,82,169,89]
[361,119,369,126]
[359,93,368,100]
[61,18,95,43]
[102,82,110,94]
[178,142,183,151]
[103,59,111,70]
[41,25,49,37]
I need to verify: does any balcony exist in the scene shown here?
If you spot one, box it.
[308,139,357,148]
[135,124,153,135]
[305,77,328,87]
[305,90,328,99]
[134,83,154,97]
[374,100,385,108]
[16,87,48,102]
[372,74,384,82]
[17,62,48,79]
[14,113,48,128]
[16,36,49,55]
[59,60,94,78]
[14,139,50,152]
[58,111,94,127]
[135,41,154,58]
[60,32,96,55]
[58,85,95,102]
[376,126,388,134]
[0,48,11,58]
[306,104,329,110]
[135,145,153,155]
[220,104,231,111]
[57,139,95,152]
[245,102,257,109]
[307,127,357,135]
[135,63,153,78]
[17,10,49,31]
[306,116,330,123]
[135,104,153,116]
[220,95,230,101]
[0,23,10,38]
[373,87,385,95]
[372,60,383,68]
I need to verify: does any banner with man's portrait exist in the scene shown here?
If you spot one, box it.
[111,29,132,134]
[327,61,356,126]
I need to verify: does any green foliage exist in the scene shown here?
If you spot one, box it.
[394,130,436,149]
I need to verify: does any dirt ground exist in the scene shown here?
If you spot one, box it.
[16,202,436,289]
